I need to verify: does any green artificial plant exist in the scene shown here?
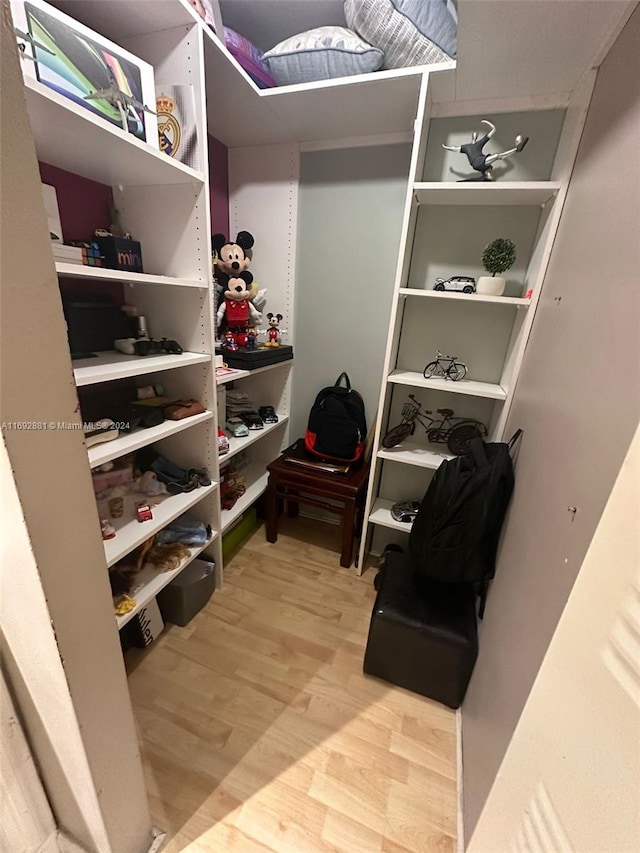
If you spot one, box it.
[482,238,516,277]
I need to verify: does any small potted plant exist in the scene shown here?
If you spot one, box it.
[477,238,516,296]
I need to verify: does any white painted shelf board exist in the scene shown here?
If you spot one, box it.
[377,444,453,470]
[216,359,293,386]
[216,368,251,385]
[55,263,207,289]
[24,79,204,187]
[203,24,447,147]
[369,498,414,533]
[103,484,217,568]
[73,351,211,387]
[398,288,531,307]
[88,412,213,468]
[413,182,561,206]
[388,370,507,400]
[53,0,197,43]
[221,464,269,534]
[115,537,217,630]
[223,417,288,463]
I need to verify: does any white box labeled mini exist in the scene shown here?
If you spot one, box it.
[11,0,158,148]
[132,598,164,647]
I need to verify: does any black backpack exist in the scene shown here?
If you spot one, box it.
[409,431,521,613]
[305,372,367,463]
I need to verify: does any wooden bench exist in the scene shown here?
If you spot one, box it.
[265,442,370,568]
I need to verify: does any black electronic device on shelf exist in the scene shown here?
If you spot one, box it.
[215,344,293,370]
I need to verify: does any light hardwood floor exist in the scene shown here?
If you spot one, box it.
[126,517,457,853]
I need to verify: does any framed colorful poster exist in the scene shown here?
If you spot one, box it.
[12,0,158,147]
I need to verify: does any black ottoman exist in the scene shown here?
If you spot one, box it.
[363,552,478,709]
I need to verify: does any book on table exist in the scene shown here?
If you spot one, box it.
[282,439,351,475]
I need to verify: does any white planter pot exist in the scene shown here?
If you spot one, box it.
[476,275,506,296]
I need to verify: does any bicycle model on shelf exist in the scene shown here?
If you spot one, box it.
[423,350,468,381]
[382,394,487,455]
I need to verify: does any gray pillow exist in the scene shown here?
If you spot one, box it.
[263,26,384,86]
[344,0,457,69]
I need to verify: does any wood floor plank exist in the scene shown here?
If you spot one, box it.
[126,518,457,852]
[322,810,385,853]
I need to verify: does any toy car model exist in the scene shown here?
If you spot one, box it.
[258,405,279,424]
[241,411,264,430]
[225,417,249,438]
[136,503,153,522]
[433,276,476,294]
[390,500,421,523]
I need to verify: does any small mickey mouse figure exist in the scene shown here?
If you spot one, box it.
[264,312,283,348]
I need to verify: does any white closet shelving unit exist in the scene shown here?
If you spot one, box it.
[216,360,294,535]
[17,0,224,628]
[15,0,610,613]
[357,71,594,568]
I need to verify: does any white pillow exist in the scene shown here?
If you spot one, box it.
[344,0,457,70]
[263,26,384,86]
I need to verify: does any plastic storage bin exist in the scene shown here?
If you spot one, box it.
[156,557,215,626]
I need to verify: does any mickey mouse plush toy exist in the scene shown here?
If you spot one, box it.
[214,231,262,350]
[216,270,262,349]
[213,231,254,290]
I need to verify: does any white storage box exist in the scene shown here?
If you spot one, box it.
[131,598,164,647]
[52,245,83,261]
[11,0,158,147]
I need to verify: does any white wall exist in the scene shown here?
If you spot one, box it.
[461,5,640,840]
[469,423,640,852]
[291,143,412,442]
[1,666,56,853]
[0,6,151,851]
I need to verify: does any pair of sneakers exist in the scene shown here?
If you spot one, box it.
[164,466,212,494]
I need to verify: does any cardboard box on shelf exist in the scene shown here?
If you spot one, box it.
[91,459,133,498]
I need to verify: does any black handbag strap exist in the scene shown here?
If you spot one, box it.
[335,372,351,390]
[508,428,523,450]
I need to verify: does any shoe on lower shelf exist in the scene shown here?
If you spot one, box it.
[189,467,211,486]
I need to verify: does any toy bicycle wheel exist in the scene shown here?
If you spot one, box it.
[447,423,484,455]
[423,361,439,379]
[447,362,467,381]
[382,422,414,448]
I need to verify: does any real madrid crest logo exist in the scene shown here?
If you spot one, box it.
[157,94,181,158]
